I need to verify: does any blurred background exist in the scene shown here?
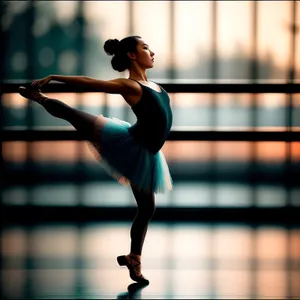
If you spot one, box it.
[1,1,300,299]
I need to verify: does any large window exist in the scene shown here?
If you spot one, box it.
[2,1,299,208]
[2,1,299,81]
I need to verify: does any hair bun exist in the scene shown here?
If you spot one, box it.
[104,39,120,56]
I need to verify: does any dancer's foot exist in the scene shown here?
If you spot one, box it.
[18,86,48,104]
[127,282,148,293]
[117,254,149,285]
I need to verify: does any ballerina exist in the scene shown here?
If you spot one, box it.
[18,35,173,285]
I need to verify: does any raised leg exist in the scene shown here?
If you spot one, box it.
[19,86,98,141]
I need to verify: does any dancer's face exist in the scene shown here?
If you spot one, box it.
[128,38,155,69]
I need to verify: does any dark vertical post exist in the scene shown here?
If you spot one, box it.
[249,0,258,206]
[0,105,2,300]
[123,1,134,124]
[288,1,297,84]
[250,0,258,82]
[77,1,85,77]
[128,0,134,35]
[208,2,218,298]
[209,0,217,206]
[211,1,218,81]
[25,0,37,202]
[167,0,176,212]
[285,0,297,207]
[286,2,297,299]
[249,2,258,299]
[75,0,86,206]
[0,1,5,198]
[24,3,36,298]
[74,1,85,297]
[169,1,175,79]
[0,2,5,298]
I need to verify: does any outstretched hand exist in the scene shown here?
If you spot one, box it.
[31,75,53,89]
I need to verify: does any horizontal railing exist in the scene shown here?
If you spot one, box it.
[2,127,300,141]
[1,81,300,142]
[2,80,300,93]
[3,206,299,225]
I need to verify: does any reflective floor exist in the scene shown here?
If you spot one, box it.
[2,222,300,299]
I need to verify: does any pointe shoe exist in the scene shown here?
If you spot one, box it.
[117,255,150,285]
[18,86,47,104]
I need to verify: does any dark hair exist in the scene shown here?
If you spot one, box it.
[104,36,141,72]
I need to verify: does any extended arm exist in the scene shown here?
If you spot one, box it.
[51,75,131,94]
[32,75,134,95]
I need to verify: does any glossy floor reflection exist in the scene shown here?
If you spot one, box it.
[2,222,300,299]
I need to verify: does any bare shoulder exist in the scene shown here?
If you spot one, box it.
[112,78,142,107]
[111,78,141,94]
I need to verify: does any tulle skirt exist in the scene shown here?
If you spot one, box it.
[87,115,173,194]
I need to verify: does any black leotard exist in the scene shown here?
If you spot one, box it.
[128,80,173,154]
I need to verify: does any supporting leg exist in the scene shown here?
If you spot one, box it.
[129,185,156,256]
[117,185,155,285]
